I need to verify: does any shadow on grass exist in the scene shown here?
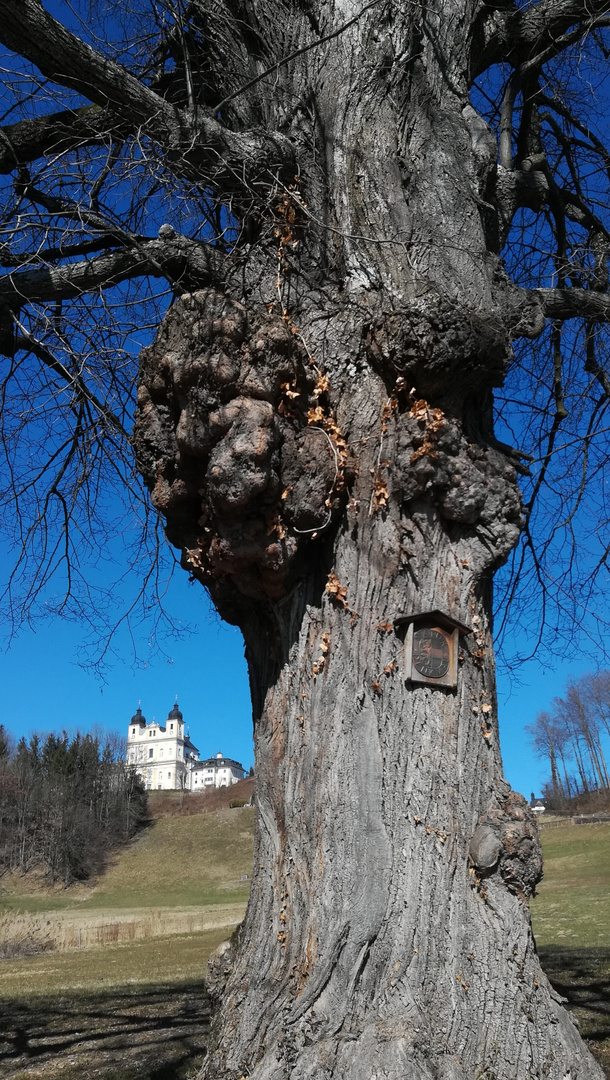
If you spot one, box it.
[0,980,211,1080]
[2,953,608,1079]
[538,946,610,1077]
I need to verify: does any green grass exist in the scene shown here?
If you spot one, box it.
[0,929,231,1080]
[531,822,610,948]
[533,822,610,1075]
[0,895,84,913]
[0,805,253,1079]
[79,809,254,910]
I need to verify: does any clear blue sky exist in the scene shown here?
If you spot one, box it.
[0,570,255,771]
[496,655,593,798]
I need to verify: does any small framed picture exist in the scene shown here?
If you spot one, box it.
[394,610,471,690]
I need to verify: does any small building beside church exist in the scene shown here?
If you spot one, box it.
[190,752,247,790]
[126,701,246,791]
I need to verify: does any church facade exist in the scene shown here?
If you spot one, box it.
[126,702,246,791]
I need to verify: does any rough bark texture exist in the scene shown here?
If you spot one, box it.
[137,293,595,1080]
[133,1,605,1077]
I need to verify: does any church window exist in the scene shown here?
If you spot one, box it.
[170,724,174,732]
[132,728,135,735]
[168,771,171,778]
[148,748,153,758]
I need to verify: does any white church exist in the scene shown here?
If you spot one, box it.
[126,701,247,792]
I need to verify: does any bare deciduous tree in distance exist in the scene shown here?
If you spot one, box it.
[0,1,610,1076]
[529,674,610,799]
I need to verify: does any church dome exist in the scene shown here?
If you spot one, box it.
[131,706,146,725]
[168,701,183,721]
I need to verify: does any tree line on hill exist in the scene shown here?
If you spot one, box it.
[527,672,610,806]
[0,726,148,885]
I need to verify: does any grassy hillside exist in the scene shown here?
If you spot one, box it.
[80,807,254,910]
[531,821,610,947]
[0,805,255,913]
[0,796,256,1080]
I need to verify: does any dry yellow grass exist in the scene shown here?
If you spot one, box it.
[0,901,245,954]
[0,804,250,1080]
[77,807,255,910]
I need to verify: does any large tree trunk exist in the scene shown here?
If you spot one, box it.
[134,2,603,1076]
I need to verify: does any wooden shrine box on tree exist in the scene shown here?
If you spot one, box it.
[394,610,471,690]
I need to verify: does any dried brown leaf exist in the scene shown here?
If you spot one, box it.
[326,572,348,608]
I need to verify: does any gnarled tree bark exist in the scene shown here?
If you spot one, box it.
[133,3,605,1075]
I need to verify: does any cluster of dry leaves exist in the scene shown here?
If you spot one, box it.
[274,183,305,272]
[468,598,487,668]
[408,397,446,464]
[325,571,358,624]
[312,631,331,678]
[370,387,447,514]
[471,690,493,740]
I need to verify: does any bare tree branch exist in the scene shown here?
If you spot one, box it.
[515,0,610,60]
[475,0,610,76]
[0,105,118,173]
[0,233,224,318]
[13,326,128,437]
[535,287,610,322]
[0,0,295,199]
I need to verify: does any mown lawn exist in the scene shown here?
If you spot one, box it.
[532,822,610,1076]
[0,929,229,1080]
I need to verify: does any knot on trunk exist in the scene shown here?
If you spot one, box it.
[470,788,543,899]
[393,405,523,569]
[135,290,344,610]
[364,298,512,402]
[468,824,502,872]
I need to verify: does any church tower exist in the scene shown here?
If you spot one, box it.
[126,699,199,790]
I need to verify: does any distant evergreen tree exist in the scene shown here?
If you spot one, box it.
[0,724,17,870]
[0,729,148,884]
